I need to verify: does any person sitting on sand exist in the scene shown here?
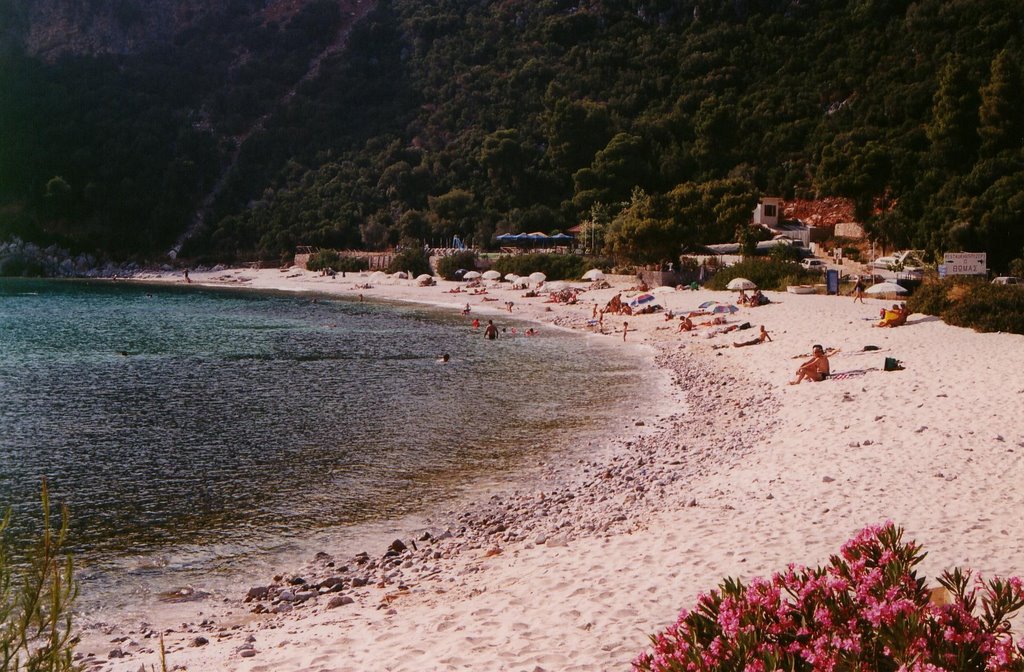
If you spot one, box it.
[678,316,694,332]
[737,289,749,306]
[874,303,908,328]
[790,344,830,384]
[733,325,772,347]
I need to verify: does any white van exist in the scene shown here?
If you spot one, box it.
[991,276,1022,285]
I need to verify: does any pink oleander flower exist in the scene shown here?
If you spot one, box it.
[632,524,1024,672]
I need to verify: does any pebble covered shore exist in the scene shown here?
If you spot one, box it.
[78,340,775,669]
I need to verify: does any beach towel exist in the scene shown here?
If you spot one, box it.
[829,369,872,381]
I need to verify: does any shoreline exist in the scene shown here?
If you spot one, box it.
[78,266,1024,671]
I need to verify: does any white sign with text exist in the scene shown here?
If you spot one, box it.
[943,252,987,276]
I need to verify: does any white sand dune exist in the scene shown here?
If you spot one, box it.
[82,267,1024,671]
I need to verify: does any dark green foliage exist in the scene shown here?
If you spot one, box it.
[305,250,369,273]
[435,251,478,280]
[0,254,45,278]
[706,259,820,292]
[491,253,586,282]
[2,0,1024,270]
[0,481,78,671]
[908,277,1024,335]
[386,247,431,277]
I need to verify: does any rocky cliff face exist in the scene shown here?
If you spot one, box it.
[3,0,343,61]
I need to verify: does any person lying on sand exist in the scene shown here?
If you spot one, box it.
[790,344,830,384]
[733,326,771,347]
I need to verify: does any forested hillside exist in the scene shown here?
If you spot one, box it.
[1,0,1022,272]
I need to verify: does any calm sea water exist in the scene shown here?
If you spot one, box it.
[0,278,651,614]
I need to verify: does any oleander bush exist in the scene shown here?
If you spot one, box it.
[491,253,586,281]
[908,277,1024,335]
[634,523,1024,672]
[0,481,79,672]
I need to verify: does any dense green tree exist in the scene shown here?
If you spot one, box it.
[977,47,1024,158]
[3,0,1024,271]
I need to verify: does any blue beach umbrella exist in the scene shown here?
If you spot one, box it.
[710,304,739,315]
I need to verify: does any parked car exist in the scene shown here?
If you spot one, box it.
[991,276,1022,285]
[801,259,827,272]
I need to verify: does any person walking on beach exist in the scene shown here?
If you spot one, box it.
[484,320,498,340]
[790,344,830,384]
[183,268,191,283]
[622,321,629,342]
[852,276,865,303]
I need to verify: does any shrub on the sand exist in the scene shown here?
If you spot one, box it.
[705,258,818,291]
[491,253,586,281]
[633,523,1024,672]
[386,247,431,277]
[436,251,478,280]
[1,481,79,671]
[908,277,1024,335]
[306,250,368,273]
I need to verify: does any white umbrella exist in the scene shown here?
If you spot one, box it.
[504,273,520,282]
[392,271,408,279]
[650,285,675,294]
[726,277,757,291]
[369,271,388,281]
[415,274,433,282]
[582,269,605,281]
[528,272,547,284]
[545,281,569,291]
[865,281,908,295]
[482,270,502,280]
[463,270,482,280]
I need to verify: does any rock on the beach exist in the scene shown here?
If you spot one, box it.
[327,595,355,609]
[190,636,209,647]
[245,586,270,602]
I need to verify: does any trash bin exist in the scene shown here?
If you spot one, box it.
[826,269,840,295]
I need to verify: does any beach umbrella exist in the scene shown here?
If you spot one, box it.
[463,270,482,280]
[415,274,433,282]
[650,285,675,294]
[629,293,655,308]
[545,281,569,291]
[582,269,605,281]
[528,272,547,284]
[392,271,408,279]
[865,281,908,295]
[369,271,388,281]
[710,304,739,314]
[482,270,501,280]
[698,300,720,309]
[727,277,757,291]
[504,273,520,282]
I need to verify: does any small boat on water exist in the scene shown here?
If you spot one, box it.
[787,285,817,294]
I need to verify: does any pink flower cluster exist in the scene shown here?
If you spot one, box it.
[633,523,1024,672]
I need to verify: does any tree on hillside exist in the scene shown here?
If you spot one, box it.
[926,56,981,169]
[572,133,651,214]
[977,47,1024,159]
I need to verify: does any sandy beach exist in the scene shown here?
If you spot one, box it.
[77,266,1024,672]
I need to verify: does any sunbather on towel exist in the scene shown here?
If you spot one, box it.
[790,344,830,384]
